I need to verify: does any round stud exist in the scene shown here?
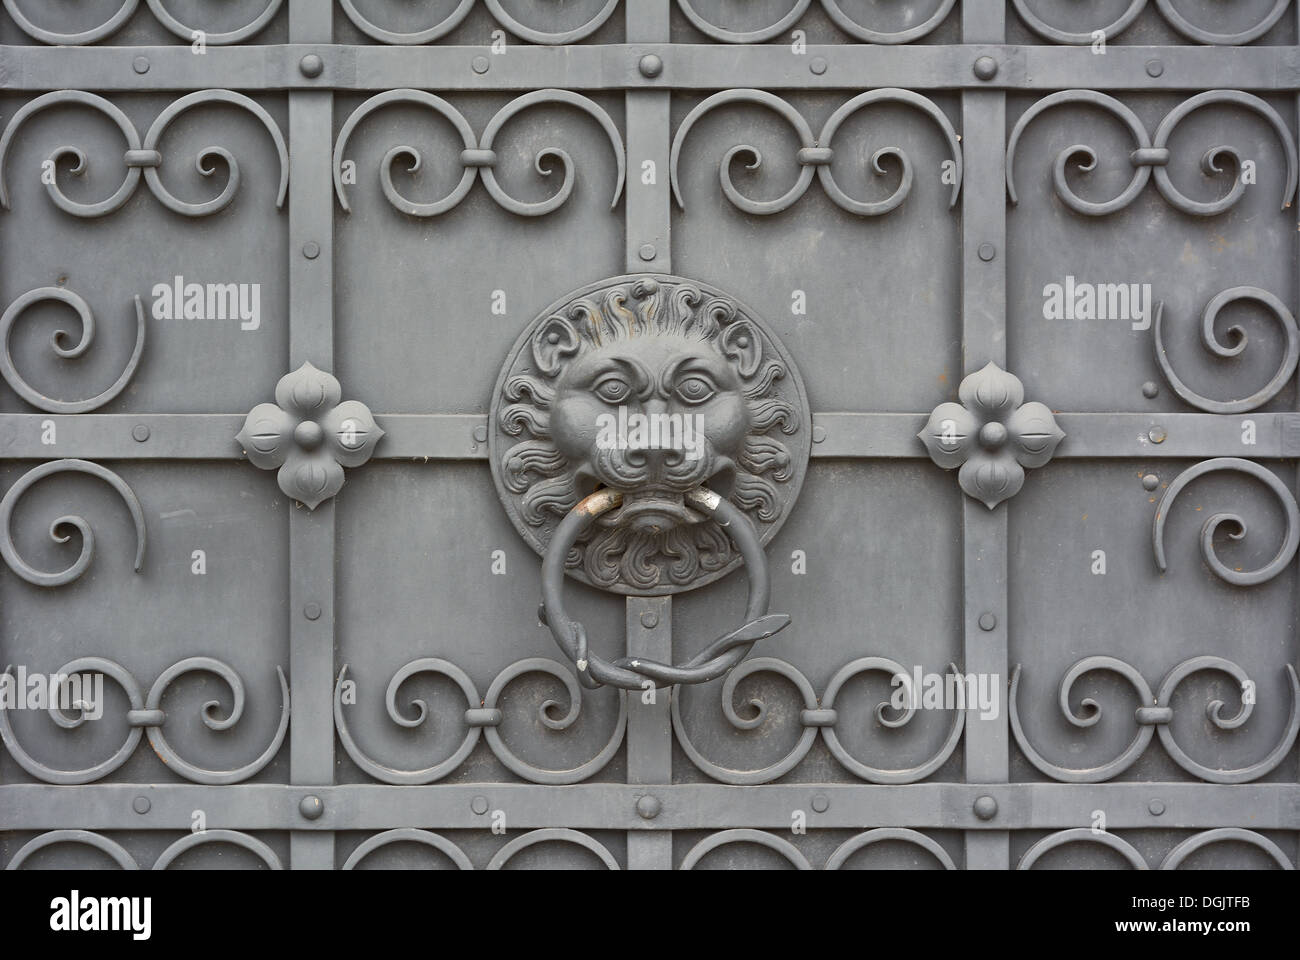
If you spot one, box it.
[303,241,321,260]
[638,54,663,78]
[133,56,150,75]
[472,56,491,75]
[811,794,829,813]
[973,795,998,820]
[132,424,150,443]
[299,795,324,820]
[973,56,998,81]
[636,795,661,820]
[977,242,996,262]
[640,611,659,629]
[638,243,657,262]
[809,57,828,76]
[1148,798,1166,816]
[978,612,997,632]
[473,425,489,444]
[471,795,489,815]
[1141,381,1159,399]
[303,602,322,621]
[812,425,827,444]
[1148,425,1167,444]
[1146,59,1164,78]
[132,796,151,815]
[299,54,324,79]
[978,421,1008,450]
[1142,474,1159,491]
[294,420,324,450]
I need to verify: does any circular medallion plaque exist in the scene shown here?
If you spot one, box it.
[489,274,811,595]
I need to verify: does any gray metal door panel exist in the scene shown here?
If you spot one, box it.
[1,0,1297,871]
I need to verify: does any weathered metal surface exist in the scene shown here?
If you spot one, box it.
[0,0,1298,871]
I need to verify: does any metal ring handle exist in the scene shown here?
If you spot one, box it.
[540,487,791,690]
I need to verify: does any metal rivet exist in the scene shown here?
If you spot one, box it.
[299,795,324,820]
[472,56,490,75]
[473,425,488,444]
[973,795,998,820]
[812,425,827,444]
[299,54,324,78]
[1141,381,1159,399]
[303,241,321,260]
[639,54,663,78]
[133,796,151,815]
[636,795,661,820]
[304,602,322,621]
[810,57,828,76]
[1148,425,1167,444]
[1146,59,1164,78]
[978,612,997,632]
[977,242,996,262]
[133,56,150,75]
[471,795,490,815]
[132,424,150,443]
[973,56,998,81]
[638,243,657,262]
[811,794,829,813]
[639,611,659,629]
[1149,798,1166,816]
[1142,474,1159,491]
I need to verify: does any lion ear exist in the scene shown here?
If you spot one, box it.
[720,320,762,378]
[532,315,580,376]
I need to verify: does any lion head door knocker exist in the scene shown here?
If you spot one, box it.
[489,275,812,690]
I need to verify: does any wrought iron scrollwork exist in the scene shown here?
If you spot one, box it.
[673,655,965,785]
[0,459,146,587]
[0,288,145,413]
[675,0,956,44]
[1011,656,1300,783]
[335,657,626,785]
[1018,828,1295,869]
[1007,90,1297,218]
[333,89,625,218]
[1012,0,1293,46]
[2,0,285,45]
[338,0,618,45]
[1153,288,1298,414]
[671,88,961,216]
[1152,458,1300,586]
[0,657,289,785]
[0,90,289,219]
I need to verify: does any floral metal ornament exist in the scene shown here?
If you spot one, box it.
[918,361,1064,509]
[237,362,383,509]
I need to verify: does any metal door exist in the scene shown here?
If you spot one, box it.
[0,0,1297,871]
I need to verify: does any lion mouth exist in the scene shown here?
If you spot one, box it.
[596,488,706,534]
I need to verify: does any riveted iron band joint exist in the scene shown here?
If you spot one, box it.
[797,147,834,166]
[125,709,165,727]
[460,149,497,168]
[800,708,838,726]
[123,150,162,168]
[464,708,503,727]
[1130,148,1171,167]
[1135,706,1174,725]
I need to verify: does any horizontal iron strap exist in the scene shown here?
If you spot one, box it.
[0,413,1294,461]
[0,44,1294,92]
[0,782,1295,831]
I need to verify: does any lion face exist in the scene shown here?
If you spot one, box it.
[549,332,749,507]
[491,275,809,592]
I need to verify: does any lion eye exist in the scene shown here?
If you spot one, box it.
[674,375,715,404]
[594,377,631,403]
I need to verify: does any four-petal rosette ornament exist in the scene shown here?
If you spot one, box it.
[919,361,1065,508]
[237,362,383,509]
